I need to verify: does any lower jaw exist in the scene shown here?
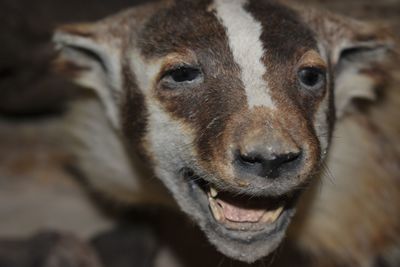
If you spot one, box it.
[207,192,288,232]
[202,214,293,263]
[184,175,297,243]
[176,168,302,263]
[206,206,295,242]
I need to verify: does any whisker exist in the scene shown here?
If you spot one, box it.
[321,162,336,184]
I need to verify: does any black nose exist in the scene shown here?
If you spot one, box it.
[235,149,301,178]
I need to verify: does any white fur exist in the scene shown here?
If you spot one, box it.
[213,0,274,109]
[314,44,331,156]
[129,49,195,169]
[54,32,122,129]
[335,66,377,118]
[130,49,204,220]
[64,98,172,205]
[314,92,330,156]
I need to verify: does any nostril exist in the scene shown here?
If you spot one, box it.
[236,151,269,177]
[279,152,301,165]
[234,149,302,179]
[271,151,302,172]
[238,153,263,165]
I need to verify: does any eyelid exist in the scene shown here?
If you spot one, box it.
[299,64,327,72]
[298,65,327,75]
[159,51,199,79]
[158,62,203,81]
[164,63,193,73]
[159,62,201,80]
[161,64,186,79]
[298,50,327,71]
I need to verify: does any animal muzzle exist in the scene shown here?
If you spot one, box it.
[205,108,318,195]
[233,129,302,180]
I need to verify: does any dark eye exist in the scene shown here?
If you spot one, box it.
[165,66,201,83]
[298,67,326,90]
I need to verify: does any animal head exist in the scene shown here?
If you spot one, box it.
[54,0,392,263]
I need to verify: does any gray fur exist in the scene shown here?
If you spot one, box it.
[53,0,394,264]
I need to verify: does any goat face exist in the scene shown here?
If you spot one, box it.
[54,0,392,263]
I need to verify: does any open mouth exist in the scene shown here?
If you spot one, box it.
[207,186,286,232]
[177,168,301,262]
[183,168,296,236]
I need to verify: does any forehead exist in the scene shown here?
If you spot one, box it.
[137,0,317,61]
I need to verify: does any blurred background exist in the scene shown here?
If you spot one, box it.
[0,0,399,266]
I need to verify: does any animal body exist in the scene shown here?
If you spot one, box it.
[53,0,400,266]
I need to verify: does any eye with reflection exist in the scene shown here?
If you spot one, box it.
[298,67,326,91]
[162,66,202,84]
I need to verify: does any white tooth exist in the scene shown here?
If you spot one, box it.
[270,207,284,223]
[263,206,284,223]
[262,213,271,223]
[209,198,223,221]
[210,186,218,198]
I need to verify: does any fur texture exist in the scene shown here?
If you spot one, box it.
[53,0,399,265]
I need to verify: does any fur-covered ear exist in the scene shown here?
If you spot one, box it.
[300,8,394,118]
[53,22,123,128]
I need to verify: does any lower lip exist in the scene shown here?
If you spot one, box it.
[210,209,293,244]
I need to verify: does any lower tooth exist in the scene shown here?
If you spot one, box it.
[264,207,284,223]
[273,207,283,221]
[209,198,223,221]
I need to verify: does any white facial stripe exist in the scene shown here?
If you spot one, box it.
[213,0,274,109]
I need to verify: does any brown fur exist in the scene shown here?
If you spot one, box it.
[51,0,400,266]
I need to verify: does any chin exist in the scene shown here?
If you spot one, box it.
[166,167,302,264]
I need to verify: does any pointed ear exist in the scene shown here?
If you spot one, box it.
[53,22,123,128]
[301,8,395,118]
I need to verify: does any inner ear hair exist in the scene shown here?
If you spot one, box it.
[53,22,123,129]
[53,25,107,74]
[65,44,109,73]
[337,45,391,68]
[333,28,394,117]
